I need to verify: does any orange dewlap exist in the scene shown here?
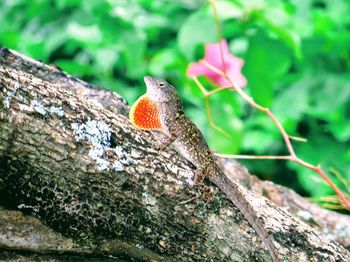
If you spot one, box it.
[129,95,162,130]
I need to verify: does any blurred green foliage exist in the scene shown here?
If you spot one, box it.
[1,0,350,200]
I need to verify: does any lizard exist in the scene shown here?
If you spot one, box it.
[129,76,280,261]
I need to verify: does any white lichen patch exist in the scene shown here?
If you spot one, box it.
[72,120,111,171]
[185,174,195,186]
[324,222,350,243]
[4,82,20,108]
[142,191,156,204]
[17,94,24,102]
[3,84,52,118]
[18,103,33,112]
[17,203,39,213]
[165,164,194,186]
[71,120,111,147]
[142,192,159,216]
[333,223,350,240]
[179,169,195,186]
[50,105,65,117]
[112,161,124,171]
[71,120,132,172]
[30,99,47,115]
[135,243,144,249]
[297,210,313,221]
[114,146,124,156]
[30,77,43,86]
[4,94,13,108]
[112,145,133,171]
[88,148,110,171]
[322,224,330,235]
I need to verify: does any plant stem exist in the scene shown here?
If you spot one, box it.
[204,0,350,210]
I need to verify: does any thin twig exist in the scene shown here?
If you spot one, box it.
[329,167,350,192]
[209,0,227,75]
[192,77,231,137]
[288,135,307,143]
[311,195,342,203]
[317,203,345,210]
[192,76,208,95]
[215,154,291,160]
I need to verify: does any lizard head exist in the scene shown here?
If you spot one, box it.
[144,76,180,103]
[129,76,183,130]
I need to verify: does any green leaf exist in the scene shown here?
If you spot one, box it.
[44,28,69,55]
[247,76,274,108]
[56,0,82,9]
[215,1,243,20]
[0,29,20,49]
[67,22,102,45]
[308,75,350,119]
[55,59,93,76]
[243,31,291,107]
[273,77,310,121]
[149,49,183,76]
[95,46,119,73]
[328,120,350,142]
[255,1,303,59]
[119,29,146,79]
[209,115,243,154]
[177,7,217,60]
[177,1,243,60]
[208,92,244,153]
[23,41,47,61]
[241,115,282,154]
[241,129,277,154]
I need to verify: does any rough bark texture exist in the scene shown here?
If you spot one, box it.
[0,47,349,261]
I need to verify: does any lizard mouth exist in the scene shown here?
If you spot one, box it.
[143,76,153,84]
[144,75,161,85]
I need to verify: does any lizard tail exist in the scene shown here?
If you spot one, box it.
[209,170,280,262]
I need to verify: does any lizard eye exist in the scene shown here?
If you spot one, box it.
[158,81,165,87]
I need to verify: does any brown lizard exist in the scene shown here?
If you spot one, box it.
[129,76,279,261]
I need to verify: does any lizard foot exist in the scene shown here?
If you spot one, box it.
[178,186,214,205]
[178,184,214,205]
[198,183,214,202]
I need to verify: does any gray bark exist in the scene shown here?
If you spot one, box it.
[0,47,349,261]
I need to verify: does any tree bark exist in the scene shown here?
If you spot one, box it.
[0,47,349,261]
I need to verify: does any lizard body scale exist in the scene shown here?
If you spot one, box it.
[129,76,279,261]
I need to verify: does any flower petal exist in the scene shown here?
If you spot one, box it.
[187,62,212,77]
[204,40,229,68]
[207,74,232,87]
[186,39,247,88]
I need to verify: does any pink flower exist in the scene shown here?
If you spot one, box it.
[187,40,247,88]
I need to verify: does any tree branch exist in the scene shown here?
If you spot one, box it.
[0,47,349,261]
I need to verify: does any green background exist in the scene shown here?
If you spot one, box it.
[1,0,349,205]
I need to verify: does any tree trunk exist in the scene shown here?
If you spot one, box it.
[0,47,349,261]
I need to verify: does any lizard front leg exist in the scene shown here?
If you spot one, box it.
[156,115,180,150]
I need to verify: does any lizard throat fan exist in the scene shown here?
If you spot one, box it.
[129,95,162,130]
